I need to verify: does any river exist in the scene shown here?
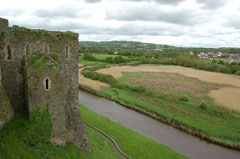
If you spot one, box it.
[78,89,240,159]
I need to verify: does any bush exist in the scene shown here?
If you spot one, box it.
[130,85,147,92]
[129,61,142,66]
[145,91,154,96]
[105,57,113,64]
[199,102,208,110]
[179,95,189,102]
[235,70,240,76]
[83,53,96,61]
[112,83,128,89]
[24,107,52,148]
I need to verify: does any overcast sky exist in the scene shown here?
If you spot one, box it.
[0,0,240,48]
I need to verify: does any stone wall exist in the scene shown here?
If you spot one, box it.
[25,56,66,136]
[0,17,90,151]
[0,81,13,129]
[0,18,8,28]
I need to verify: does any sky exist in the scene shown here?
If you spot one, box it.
[0,0,240,48]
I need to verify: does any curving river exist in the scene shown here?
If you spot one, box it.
[78,89,240,159]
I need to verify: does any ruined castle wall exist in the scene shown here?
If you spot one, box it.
[0,26,27,110]
[0,81,13,129]
[0,61,13,129]
[0,18,14,129]
[59,33,90,150]
[0,17,90,151]
[25,63,66,136]
[0,18,8,28]
[0,23,78,110]
[22,30,80,136]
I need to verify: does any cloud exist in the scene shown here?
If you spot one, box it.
[105,4,208,25]
[119,0,185,5]
[196,0,229,9]
[33,4,86,18]
[0,8,24,16]
[35,9,78,18]
[224,16,240,30]
[0,0,239,48]
[83,0,102,3]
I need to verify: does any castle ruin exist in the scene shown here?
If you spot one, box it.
[0,17,90,151]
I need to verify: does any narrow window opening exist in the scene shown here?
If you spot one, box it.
[44,78,51,91]
[7,45,11,60]
[47,103,49,112]
[46,78,49,90]
[65,46,69,59]
[25,44,29,55]
[68,115,70,126]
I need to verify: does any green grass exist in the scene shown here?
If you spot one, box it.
[79,54,129,66]
[80,104,187,159]
[199,59,213,64]
[79,57,108,65]
[91,54,129,60]
[0,106,186,159]
[0,111,124,159]
[85,71,240,148]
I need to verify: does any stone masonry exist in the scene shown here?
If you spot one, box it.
[0,63,13,129]
[0,17,90,151]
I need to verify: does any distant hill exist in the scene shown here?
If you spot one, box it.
[79,41,173,50]
[79,41,240,54]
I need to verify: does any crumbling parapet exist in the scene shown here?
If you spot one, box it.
[0,17,8,29]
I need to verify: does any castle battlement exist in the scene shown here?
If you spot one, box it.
[0,17,8,28]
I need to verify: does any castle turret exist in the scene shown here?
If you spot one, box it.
[0,17,9,29]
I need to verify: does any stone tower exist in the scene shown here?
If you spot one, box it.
[0,17,90,151]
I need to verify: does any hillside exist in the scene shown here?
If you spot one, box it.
[79,41,240,54]
[79,41,169,50]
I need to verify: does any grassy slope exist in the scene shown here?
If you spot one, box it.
[0,107,186,159]
[0,111,124,159]
[95,72,240,148]
[80,105,187,159]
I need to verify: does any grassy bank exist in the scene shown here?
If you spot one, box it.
[0,107,186,159]
[0,111,124,159]
[80,104,187,159]
[79,67,240,149]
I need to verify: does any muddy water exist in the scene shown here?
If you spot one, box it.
[78,89,240,159]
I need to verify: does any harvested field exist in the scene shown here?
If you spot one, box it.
[97,65,240,87]
[78,68,108,91]
[209,88,240,112]
[97,65,240,111]
[127,74,218,97]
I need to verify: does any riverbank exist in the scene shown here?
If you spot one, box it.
[78,65,240,149]
[80,104,187,159]
[0,108,185,159]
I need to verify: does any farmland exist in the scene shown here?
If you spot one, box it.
[97,65,240,112]
[79,65,240,148]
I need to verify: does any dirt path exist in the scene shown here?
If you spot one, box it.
[84,121,131,159]
[78,66,108,91]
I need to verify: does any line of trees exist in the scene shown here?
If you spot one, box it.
[82,53,127,64]
[81,50,240,76]
[135,55,240,75]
